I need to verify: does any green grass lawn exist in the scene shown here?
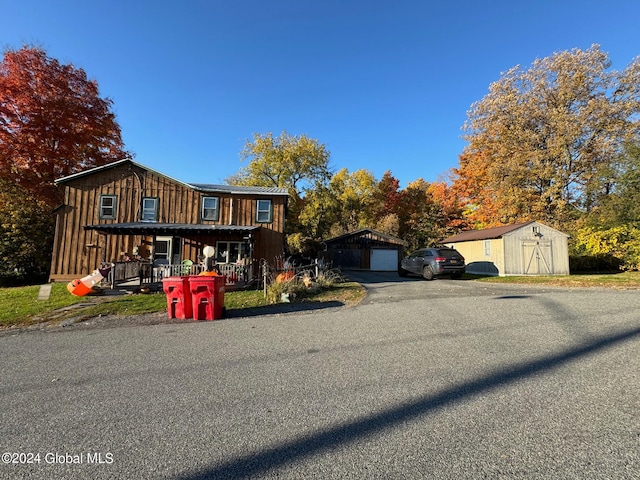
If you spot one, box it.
[1,281,365,328]
[2,283,91,325]
[474,270,640,288]
[3,272,637,329]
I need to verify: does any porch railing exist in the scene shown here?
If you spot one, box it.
[108,261,253,289]
[109,261,154,288]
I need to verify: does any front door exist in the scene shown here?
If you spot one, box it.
[154,236,173,262]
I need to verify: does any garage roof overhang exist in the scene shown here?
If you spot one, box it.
[84,222,260,236]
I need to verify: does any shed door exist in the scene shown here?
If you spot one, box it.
[522,240,552,274]
[370,249,398,271]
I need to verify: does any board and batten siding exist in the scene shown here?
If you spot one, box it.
[50,162,287,281]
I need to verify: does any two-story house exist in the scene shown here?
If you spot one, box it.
[49,159,289,285]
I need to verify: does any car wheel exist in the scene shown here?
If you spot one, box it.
[398,267,408,277]
[422,265,434,280]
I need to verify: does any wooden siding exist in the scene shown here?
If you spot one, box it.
[446,238,504,276]
[325,229,406,270]
[50,163,286,281]
[502,223,569,275]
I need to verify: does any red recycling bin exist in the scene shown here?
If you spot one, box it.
[189,275,226,320]
[162,276,193,319]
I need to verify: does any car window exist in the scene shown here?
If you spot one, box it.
[424,250,433,256]
[437,248,461,258]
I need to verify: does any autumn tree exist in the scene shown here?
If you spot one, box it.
[324,168,379,237]
[227,131,332,242]
[371,171,402,236]
[451,150,505,228]
[458,45,640,228]
[396,179,446,251]
[296,183,339,240]
[427,180,469,236]
[573,142,640,270]
[0,45,129,206]
[297,168,385,246]
[228,131,331,190]
[0,46,129,283]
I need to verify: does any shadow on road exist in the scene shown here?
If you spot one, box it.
[176,325,640,479]
[224,301,345,319]
[343,270,416,284]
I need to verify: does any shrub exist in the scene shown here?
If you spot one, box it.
[573,225,640,271]
[569,254,623,273]
[264,277,307,304]
[263,264,344,304]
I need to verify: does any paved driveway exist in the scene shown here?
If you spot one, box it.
[2,274,640,479]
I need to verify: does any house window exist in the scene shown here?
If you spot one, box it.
[484,240,491,257]
[141,197,158,222]
[99,195,117,219]
[202,196,220,221]
[256,199,272,223]
[216,241,250,264]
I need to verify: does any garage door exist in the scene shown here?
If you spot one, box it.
[370,249,398,271]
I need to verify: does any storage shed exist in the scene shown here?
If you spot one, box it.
[441,221,570,276]
[324,229,407,271]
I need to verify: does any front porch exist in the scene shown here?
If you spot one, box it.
[108,261,255,290]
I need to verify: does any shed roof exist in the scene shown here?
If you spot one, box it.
[441,222,536,243]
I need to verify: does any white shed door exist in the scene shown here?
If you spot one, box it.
[370,249,398,271]
[523,240,552,274]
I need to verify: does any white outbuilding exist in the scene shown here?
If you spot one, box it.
[441,221,570,276]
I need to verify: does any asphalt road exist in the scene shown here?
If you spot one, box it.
[2,272,640,479]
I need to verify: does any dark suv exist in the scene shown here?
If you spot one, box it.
[399,247,465,280]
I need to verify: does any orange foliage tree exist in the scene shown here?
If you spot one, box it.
[427,179,469,234]
[450,150,518,228]
[0,46,129,206]
[458,46,640,229]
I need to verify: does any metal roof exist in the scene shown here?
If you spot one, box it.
[440,222,536,243]
[55,159,289,196]
[188,183,289,196]
[84,222,260,235]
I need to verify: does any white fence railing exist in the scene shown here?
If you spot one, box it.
[155,263,205,279]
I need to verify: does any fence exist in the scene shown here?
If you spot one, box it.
[108,261,153,288]
[108,261,253,289]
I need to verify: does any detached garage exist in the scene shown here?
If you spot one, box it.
[324,229,407,271]
[441,221,570,276]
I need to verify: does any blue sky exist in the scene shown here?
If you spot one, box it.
[2,1,639,188]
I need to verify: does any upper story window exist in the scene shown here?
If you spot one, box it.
[141,197,159,222]
[202,196,220,221]
[256,199,272,223]
[99,195,117,219]
[484,240,492,257]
